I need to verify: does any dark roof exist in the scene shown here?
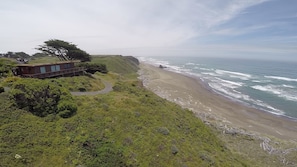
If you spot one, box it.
[17,60,81,67]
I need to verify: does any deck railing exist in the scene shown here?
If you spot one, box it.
[22,67,85,79]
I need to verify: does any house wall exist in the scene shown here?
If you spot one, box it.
[19,66,33,74]
[35,66,41,74]
[60,63,74,70]
[18,62,75,75]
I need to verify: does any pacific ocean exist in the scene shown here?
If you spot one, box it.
[140,56,297,119]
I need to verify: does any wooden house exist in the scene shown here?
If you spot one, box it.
[15,61,85,79]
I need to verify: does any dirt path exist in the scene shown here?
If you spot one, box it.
[70,80,113,96]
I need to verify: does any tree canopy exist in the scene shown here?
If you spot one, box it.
[0,58,16,78]
[1,52,30,59]
[37,39,91,62]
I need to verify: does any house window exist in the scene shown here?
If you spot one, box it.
[51,65,61,72]
[56,65,60,71]
[64,63,71,69]
[51,65,56,72]
[40,67,46,73]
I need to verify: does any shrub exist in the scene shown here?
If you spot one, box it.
[158,127,170,135]
[101,103,109,111]
[113,81,141,95]
[3,76,20,86]
[0,58,16,77]
[58,100,77,118]
[171,145,179,155]
[78,87,87,92]
[0,86,4,93]
[83,139,127,167]
[9,78,76,118]
[78,62,108,74]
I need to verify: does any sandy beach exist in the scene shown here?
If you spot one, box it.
[139,63,297,141]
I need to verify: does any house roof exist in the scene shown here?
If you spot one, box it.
[16,60,81,67]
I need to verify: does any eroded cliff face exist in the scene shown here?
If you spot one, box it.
[125,56,140,65]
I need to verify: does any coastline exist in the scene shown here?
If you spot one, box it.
[139,63,297,141]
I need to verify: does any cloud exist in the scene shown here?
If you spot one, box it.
[211,23,279,36]
[0,0,297,61]
[1,0,289,57]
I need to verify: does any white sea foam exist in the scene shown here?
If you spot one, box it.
[201,72,219,77]
[208,83,244,99]
[140,56,288,116]
[138,57,170,67]
[252,85,280,94]
[253,100,284,115]
[282,84,295,88]
[252,80,272,83]
[265,76,297,82]
[210,83,285,115]
[229,75,250,81]
[200,68,213,71]
[251,85,297,102]
[245,97,284,115]
[215,70,252,78]
[215,78,244,87]
[252,80,262,83]
[167,65,192,74]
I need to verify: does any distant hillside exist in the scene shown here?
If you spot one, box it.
[1,52,30,59]
[92,55,139,75]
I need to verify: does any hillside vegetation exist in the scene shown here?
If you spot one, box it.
[0,58,16,78]
[0,56,250,166]
[92,55,139,76]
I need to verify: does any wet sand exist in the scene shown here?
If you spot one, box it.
[139,63,297,141]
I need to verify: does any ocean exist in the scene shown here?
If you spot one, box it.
[139,56,297,119]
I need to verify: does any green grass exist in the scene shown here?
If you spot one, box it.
[91,55,139,77]
[48,75,105,92]
[0,81,251,167]
[1,55,296,166]
[29,56,60,64]
[0,56,254,166]
[0,58,17,78]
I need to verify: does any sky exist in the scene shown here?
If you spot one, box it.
[1,0,297,61]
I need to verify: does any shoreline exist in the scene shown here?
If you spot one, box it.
[190,73,297,122]
[139,63,297,141]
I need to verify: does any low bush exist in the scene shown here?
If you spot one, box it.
[9,78,77,118]
[0,86,4,93]
[78,62,108,74]
[78,87,87,92]
[171,145,179,155]
[57,100,77,118]
[82,139,127,167]
[0,58,16,77]
[158,127,170,135]
[3,76,21,86]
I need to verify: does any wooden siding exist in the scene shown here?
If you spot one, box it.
[20,67,85,79]
[16,61,84,79]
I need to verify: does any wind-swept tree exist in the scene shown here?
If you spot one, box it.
[37,39,91,62]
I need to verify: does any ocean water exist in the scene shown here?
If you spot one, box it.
[139,56,297,119]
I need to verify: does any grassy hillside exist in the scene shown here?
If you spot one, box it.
[0,56,250,166]
[92,55,139,76]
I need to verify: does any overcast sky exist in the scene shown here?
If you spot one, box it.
[1,0,297,61]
